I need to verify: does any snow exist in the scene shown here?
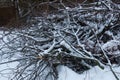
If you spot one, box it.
[57,65,120,80]
[102,40,120,49]
[0,62,18,80]
[0,1,120,80]
[57,65,82,80]
[60,41,73,52]
[102,40,120,55]
[0,64,120,80]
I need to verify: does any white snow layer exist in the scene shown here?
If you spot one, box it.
[57,65,120,80]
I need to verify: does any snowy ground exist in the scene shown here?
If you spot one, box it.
[1,64,120,80]
[57,65,120,80]
[0,62,17,80]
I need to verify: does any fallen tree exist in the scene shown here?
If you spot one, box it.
[0,0,120,80]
